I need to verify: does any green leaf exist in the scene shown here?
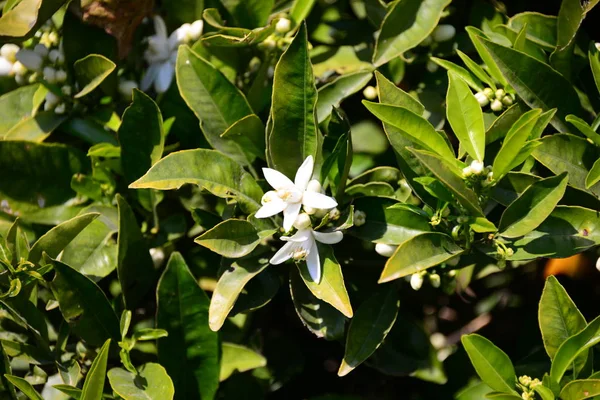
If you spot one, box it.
[27,213,98,264]
[350,197,431,245]
[219,114,266,162]
[195,219,268,258]
[476,36,582,132]
[338,287,399,376]
[50,259,120,346]
[456,50,497,91]
[560,379,600,400]
[116,195,156,310]
[130,149,263,213]
[375,71,424,115]
[118,89,165,184]
[297,244,353,318]
[4,375,42,400]
[73,54,116,99]
[486,103,527,145]
[499,172,568,238]
[157,252,219,400]
[132,328,169,341]
[52,385,82,399]
[465,27,509,86]
[208,257,269,331]
[550,316,600,385]
[4,111,66,142]
[219,343,267,382]
[461,334,517,394]
[533,134,600,196]
[0,0,63,38]
[363,102,455,163]
[316,71,373,123]
[221,0,274,28]
[586,159,600,188]
[533,385,555,400]
[508,12,557,50]
[81,339,111,400]
[409,148,484,217]
[176,46,263,164]
[492,109,542,179]
[379,233,463,283]
[268,23,318,178]
[0,345,16,400]
[539,276,587,362]
[589,42,600,96]
[431,57,484,92]
[1,340,52,365]
[549,0,585,78]
[108,363,174,400]
[0,84,46,137]
[290,0,317,24]
[373,0,452,66]
[289,268,346,341]
[565,115,600,147]
[446,71,485,162]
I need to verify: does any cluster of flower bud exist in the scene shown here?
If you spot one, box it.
[462,160,493,186]
[259,17,298,52]
[518,375,541,400]
[474,87,514,112]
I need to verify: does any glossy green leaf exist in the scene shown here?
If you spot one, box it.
[0,344,16,400]
[50,259,120,346]
[27,213,98,264]
[176,46,263,164]
[4,375,42,400]
[268,23,318,178]
[73,54,116,99]
[492,109,542,179]
[219,114,266,162]
[565,115,600,147]
[379,233,463,283]
[461,334,517,394]
[363,102,455,163]
[338,287,399,376]
[486,103,527,144]
[499,173,568,238]
[456,50,497,91]
[116,195,155,310]
[560,379,600,400]
[550,316,600,384]
[195,219,267,258]
[409,148,484,217]
[297,244,353,318]
[375,71,424,115]
[289,268,346,341]
[52,385,82,399]
[539,276,586,362]
[81,339,110,400]
[221,0,273,28]
[532,385,555,400]
[4,111,66,142]
[219,343,267,382]
[589,42,600,95]
[346,182,395,197]
[0,84,45,137]
[130,149,263,213]
[549,0,585,78]
[157,252,219,400]
[508,12,557,50]
[533,134,600,196]
[476,37,582,132]
[1,340,52,365]
[108,363,175,400]
[290,0,317,24]
[209,257,270,330]
[0,0,61,38]
[446,71,485,162]
[465,27,508,86]
[431,57,484,92]
[118,89,164,184]
[373,0,452,66]
[316,70,373,123]
[586,159,600,188]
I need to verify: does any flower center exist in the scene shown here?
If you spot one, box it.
[277,188,302,203]
[291,247,309,261]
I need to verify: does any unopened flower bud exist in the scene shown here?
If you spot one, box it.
[490,99,503,112]
[501,95,513,106]
[375,243,397,258]
[149,247,165,268]
[462,166,473,177]
[55,69,67,83]
[495,88,505,99]
[54,103,66,114]
[61,85,72,96]
[189,20,204,41]
[262,36,277,50]
[276,18,291,34]
[354,210,366,226]
[306,179,322,193]
[293,213,312,230]
[429,273,441,288]
[44,92,60,110]
[329,207,340,220]
[16,49,44,71]
[48,49,61,64]
[470,160,484,175]
[519,375,532,386]
[483,87,494,98]
[475,91,489,107]
[363,85,377,100]
[11,61,26,76]
[0,57,12,76]
[410,273,424,290]
[426,59,439,73]
[118,79,138,100]
[596,43,600,52]
[34,43,49,58]
[432,24,456,42]
[43,66,56,83]
[596,256,600,272]
[0,44,19,63]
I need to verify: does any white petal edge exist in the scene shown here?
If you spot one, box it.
[281,228,312,243]
[262,168,294,190]
[270,241,295,265]
[154,62,174,93]
[302,191,338,209]
[153,15,168,40]
[254,199,286,218]
[282,202,302,232]
[140,63,159,91]
[294,155,314,191]
[313,230,343,245]
[306,239,321,283]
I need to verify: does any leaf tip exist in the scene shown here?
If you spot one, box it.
[337,360,353,377]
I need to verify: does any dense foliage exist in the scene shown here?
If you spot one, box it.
[0,0,599,399]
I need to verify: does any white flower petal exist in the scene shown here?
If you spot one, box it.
[270,241,295,265]
[306,240,321,283]
[263,168,294,190]
[154,62,174,93]
[153,16,168,40]
[302,191,337,209]
[140,63,160,91]
[283,202,301,232]
[0,57,13,76]
[294,156,314,191]
[281,228,312,243]
[313,230,343,245]
[255,198,286,218]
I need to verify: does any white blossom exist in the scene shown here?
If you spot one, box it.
[0,44,19,63]
[270,226,343,282]
[470,160,484,175]
[255,156,338,231]
[0,56,13,76]
[375,243,397,258]
[276,18,291,34]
